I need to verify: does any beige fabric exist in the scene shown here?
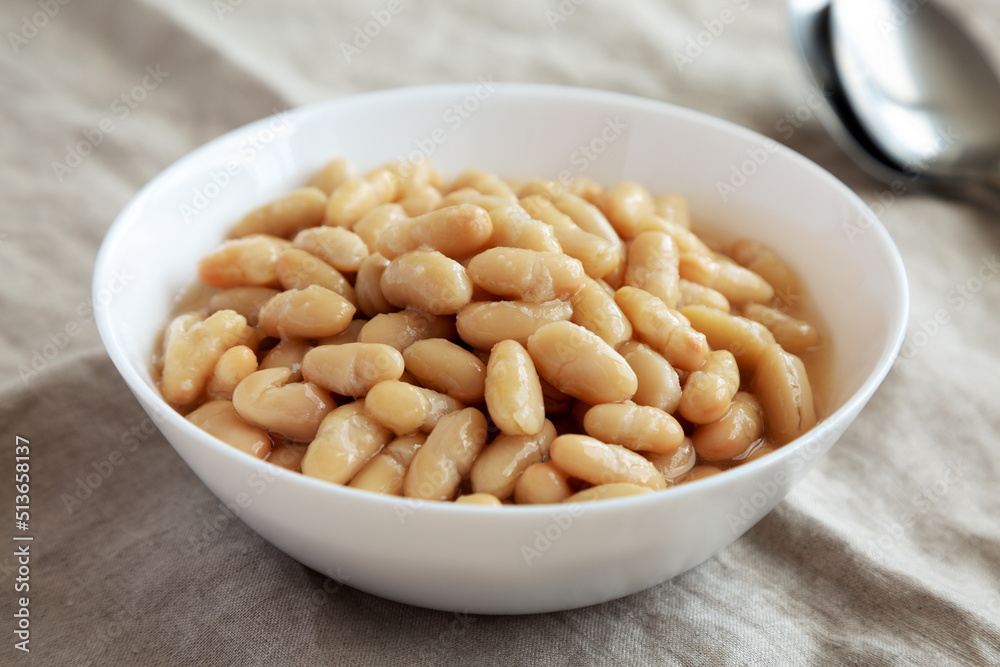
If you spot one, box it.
[2,0,999,664]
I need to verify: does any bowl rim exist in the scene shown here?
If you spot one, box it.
[93,82,910,517]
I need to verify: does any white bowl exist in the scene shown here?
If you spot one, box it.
[94,83,908,614]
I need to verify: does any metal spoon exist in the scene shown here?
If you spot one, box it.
[788,0,1000,207]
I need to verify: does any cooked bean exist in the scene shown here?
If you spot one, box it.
[352,203,407,249]
[755,343,817,445]
[198,235,290,288]
[679,253,773,305]
[186,399,272,459]
[682,465,724,482]
[551,225,621,280]
[208,287,280,326]
[317,319,367,346]
[266,441,308,472]
[602,259,628,291]
[517,179,563,200]
[455,493,503,506]
[692,392,764,462]
[358,309,457,351]
[354,253,394,318]
[403,408,489,501]
[398,184,443,216]
[565,483,653,503]
[239,327,267,354]
[301,343,404,397]
[348,433,426,495]
[680,305,776,373]
[380,250,472,315]
[520,194,615,272]
[742,303,820,354]
[678,279,730,312]
[292,226,369,273]
[526,320,637,405]
[376,204,493,260]
[614,286,709,373]
[365,164,403,192]
[519,194,576,228]
[441,188,511,211]
[470,420,556,500]
[206,344,258,401]
[513,462,573,504]
[456,300,572,350]
[404,338,486,403]
[552,193,622,251]
[566,176,604,203]
[570,276,633,347]
[388,157,439,190]
[644,438,696,481]
[549,434,665,490]
[485,340,546,436]
[485,204,563,253]
[468,247,584,302]
[505,178,532,197]
[309,157,357,195]
[449,168,517,200]
[169,158,829,506]
[678,350,740,424]
[616,340,682,414]
[397,370,420,385]
[275,248,357,306]
[232,367,335,442]
[258,284,355,339]
[600,181,654,239]
[652,193,690,229]
[633,215,713,256]
[227,187,327,239]
[259,338,312,382]
[583,403,684,454]
[301,401,393,484]
[161,310,248,406]
[365,380,464,436]
[624,230,680,308]
[730,239,801,306]
[325,171,397,227]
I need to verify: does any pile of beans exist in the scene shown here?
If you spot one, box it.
[157,158,821,505]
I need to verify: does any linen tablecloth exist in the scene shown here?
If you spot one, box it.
[2,0,999,664]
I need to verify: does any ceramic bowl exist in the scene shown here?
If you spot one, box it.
[94,83,908,614]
